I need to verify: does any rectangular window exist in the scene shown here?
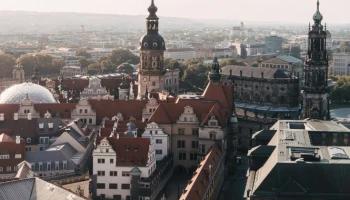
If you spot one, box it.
[192,141,198,149]
[155,149,163,155]
[97,158,105,164]
[97,171,105,176]
[109,183,118,189]
[39,123,44,129]
[0,154,10,159]
[190,153,198,161]
[97,183,105,189]
[121,184,130,189]
[192,128,199,136]
[209,133,216,140]
[89,118,93,124]
[122,171,130,177]
[110,171,118,176]
[113,195,121,200]
[63,161,67,170]
[110,159,114,164]
[177,140,185,148]
[179,152,186,160]
[48,123,54,129]
[156,139,162,144]
[178,128,185,135]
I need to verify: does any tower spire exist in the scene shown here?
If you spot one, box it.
[313,0,323,24]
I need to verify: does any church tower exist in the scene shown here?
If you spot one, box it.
[12,62,25,83]
[137,0,166,99]
[302,0,330,120]
[209,57,221,83]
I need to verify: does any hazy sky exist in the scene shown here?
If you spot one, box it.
[0,0,348,23]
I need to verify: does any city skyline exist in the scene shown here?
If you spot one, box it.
[0,0,349,24]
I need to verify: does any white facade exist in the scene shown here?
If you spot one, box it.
[80,77,111,99]
[93,138,156,200]
[142,122,169,161]
[71,99,97,125]
[164,48,197,61]
[330,52,350,76]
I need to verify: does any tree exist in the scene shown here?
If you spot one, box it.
[87,63,101,75]
[117,63,135,75]
[220,58,246,67]
[18,54,62,76]
[0,53,16,78]
[79,58,91,69]
[330,76,350,105]
[182,61,209,91]
[76,48,91,58]
[110,49,139,66]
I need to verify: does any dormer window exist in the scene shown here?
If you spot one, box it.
[27,113,32,120]
[14,113,18,120]
[48,123,54,129]
[0,113,4,121]
[208,116,218,127]
[39,123,44,129]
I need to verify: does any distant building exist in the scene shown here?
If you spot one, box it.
[246,119,350,200]
[265,35,283,54]
[80,77,112,100]
[330,52,350,76]
[221,65,299,150]
[165,48,197,61]
[260,55,303,79]
[60,66,83,78]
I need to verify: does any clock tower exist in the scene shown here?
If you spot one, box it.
[138,0,166,99]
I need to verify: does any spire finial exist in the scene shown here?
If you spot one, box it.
[313,0,323,24]
[148,0,158,17]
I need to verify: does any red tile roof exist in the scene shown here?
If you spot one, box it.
[180,145,223,200]
[0,133,14,143]
[0,104,20,121]
[89,99,147,123]
[0,119,37,142]
[34,103,76,118]
[107,137,150,167]
[202,81,233,111]
[149,100,227,127]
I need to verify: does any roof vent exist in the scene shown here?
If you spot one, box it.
[290,147,320,162]
[328,147,349,159]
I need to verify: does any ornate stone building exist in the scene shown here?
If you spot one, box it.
[221,65,299,151]
[302,0,330,120]
[138,0,179,99]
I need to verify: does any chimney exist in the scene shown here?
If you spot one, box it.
[16,136,21,144]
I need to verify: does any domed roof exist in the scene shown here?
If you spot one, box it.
[0,82,57,104]
[140,33,166,51]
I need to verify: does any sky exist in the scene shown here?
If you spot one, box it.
[0,0,349,24]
